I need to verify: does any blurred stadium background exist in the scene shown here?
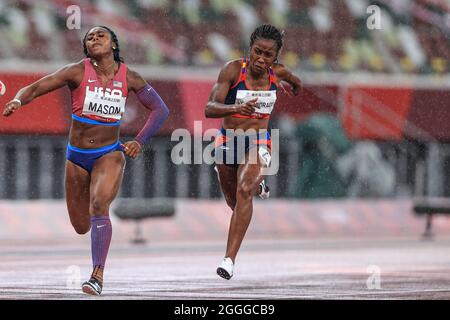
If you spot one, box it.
[1,0,450,299]
[1,0,450,199]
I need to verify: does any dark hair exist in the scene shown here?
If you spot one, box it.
[250,24,284,53]
[83,26,124,62]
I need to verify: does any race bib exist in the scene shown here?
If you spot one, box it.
[236,90,277,115]
[82,86,126,120]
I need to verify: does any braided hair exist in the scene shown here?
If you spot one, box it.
[83,26,124,63]
[250,24,284,53]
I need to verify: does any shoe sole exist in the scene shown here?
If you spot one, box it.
[82,283,101,295]
[259,191,270,199]
[216,267,232,280]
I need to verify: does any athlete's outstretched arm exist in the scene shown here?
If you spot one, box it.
[272,63,302,96]
[124,69,169,159]
[205,61,257,118]
[2,62,82,117]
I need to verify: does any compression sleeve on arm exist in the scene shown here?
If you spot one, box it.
[134,84,169,146]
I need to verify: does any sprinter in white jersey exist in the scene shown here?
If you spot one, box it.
[205,24,302,280]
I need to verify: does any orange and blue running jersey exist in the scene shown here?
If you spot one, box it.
[213,127,272,167]
[224,58,278,119]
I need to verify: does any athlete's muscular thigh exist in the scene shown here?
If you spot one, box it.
[237,151,264,197]
[89,151,125,216]
[65,161,91,234]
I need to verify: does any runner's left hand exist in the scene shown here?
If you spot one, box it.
[275,79,302,97]
[121,140,142,159]
[275,80,295,97]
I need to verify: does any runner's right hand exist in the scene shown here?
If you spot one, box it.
[234,98,258,116]
[3,99,21,117]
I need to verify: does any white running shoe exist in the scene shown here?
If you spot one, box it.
[81,277,102,295]
[217,257,234,280]
[258,180,270,199]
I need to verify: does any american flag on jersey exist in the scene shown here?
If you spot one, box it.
[113,81,123,88]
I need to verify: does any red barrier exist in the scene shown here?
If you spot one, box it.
[275,85,338,121]
[179,80,221,133]
[407,89,450,142]
[1,72,449,141]
[0,73,69,135]
[341,86,413,141]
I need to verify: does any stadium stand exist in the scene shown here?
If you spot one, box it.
[0,0,448,73]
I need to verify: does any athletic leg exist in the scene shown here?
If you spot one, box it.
[216,164,238,211]
[217,151,265,279]
[65,161,91,234]
[226,155,264,262]
[82,151,125,295]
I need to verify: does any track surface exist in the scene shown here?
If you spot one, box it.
[1,237,450,299]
